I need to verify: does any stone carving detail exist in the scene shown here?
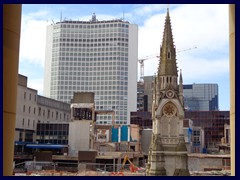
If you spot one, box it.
[170,116,178,137]
[166,90,174,98]
[161,138,179,145]
[161,116,168,136]
[163,102,176,117]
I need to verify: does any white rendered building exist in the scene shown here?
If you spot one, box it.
[44,14,138,125]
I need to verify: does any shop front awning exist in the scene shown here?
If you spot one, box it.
[26,144,68,149]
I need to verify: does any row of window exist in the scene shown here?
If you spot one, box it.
[51,91,128,97]
[57,56,128,61]
[55,37,129,43]
[51,76,128,81]
[23,92,36,101]
[51,68,128,73]
[22,118,35,128]
[51,73,128,78]
[22,105,69,121]
[50,86,128,92]
[54,32,129,39]
[59,28,129,34]
[54,47,129,53]
[38,107,69,121]
[53,42,129,48]
[53,49,129,55]
[51,65,128,71]
[96,120,127,125]
[51,81,128,86]
[58,22,129,29]
[23,105,36,114]
[52,76,128,81]
[61,80,128,85]
[36,139,68,145]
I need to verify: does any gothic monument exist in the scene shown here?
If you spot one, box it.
[146,8,190,176]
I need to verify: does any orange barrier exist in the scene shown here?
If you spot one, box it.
[109,172,124,176]
[26,171,32,175]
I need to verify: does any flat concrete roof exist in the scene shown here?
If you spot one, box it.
[188,153,230,158]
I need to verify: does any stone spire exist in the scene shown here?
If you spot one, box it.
[158,8,178,90]
[179,69,184,106]
[147,8,190,176]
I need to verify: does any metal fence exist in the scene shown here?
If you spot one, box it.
[14,161,146,176]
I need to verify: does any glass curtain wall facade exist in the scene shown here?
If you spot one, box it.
[44,15,138,125]
[36,123,69,144]
[185,111,229,150]
[142,77,219,112]
[183,84,218,111]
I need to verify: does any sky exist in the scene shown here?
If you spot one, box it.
[19,4,230,110]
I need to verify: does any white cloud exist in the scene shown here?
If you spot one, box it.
[138,4,229,83]
[180,56,229,82]
[20,11,51,67]
[171,4,228,52]
[133,4,165,16]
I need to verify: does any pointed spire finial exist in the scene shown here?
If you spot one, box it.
[179,69,183,83]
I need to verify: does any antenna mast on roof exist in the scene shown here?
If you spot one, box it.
[60,10,62,22]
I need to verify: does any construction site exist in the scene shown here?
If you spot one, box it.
[14,157,231,176]
[13,92,231,176]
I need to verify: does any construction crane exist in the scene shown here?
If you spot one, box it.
[120,155,139,172]
[176,46,197,53]
[138,55,158,82]
[138,46,197,82]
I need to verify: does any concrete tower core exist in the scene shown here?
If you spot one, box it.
[146,8,190,176]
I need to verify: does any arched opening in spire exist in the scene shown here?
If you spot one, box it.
[167,51,171,59]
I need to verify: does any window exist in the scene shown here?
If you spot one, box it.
[29,107,31,114]
[167,52,171,59]
[47,110,50,118]
[193,130,200,136]
[24,92,26,99]
[29,93,31,100]
[19,131,22,141]
[22,118,24,126]
[33,120,35,128]
[38,107,41,116]
[23,105,25,112]
[28,119,30,127]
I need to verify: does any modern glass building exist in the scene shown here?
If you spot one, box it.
[183,84,218,111]
[142,77,218,112]
[36,123,69,144]
[185,111,229,150]
[44,14,138,125]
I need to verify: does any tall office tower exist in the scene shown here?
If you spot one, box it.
[44,14,138,125]
[183,83,218,111]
